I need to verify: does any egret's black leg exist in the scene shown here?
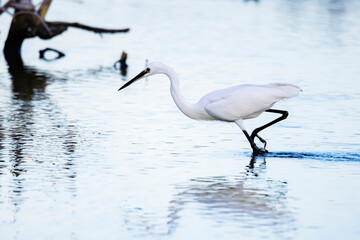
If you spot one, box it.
[242,130,268,155]
[250,109,289,142]
[235,119,268,155]
[256,134,267,149]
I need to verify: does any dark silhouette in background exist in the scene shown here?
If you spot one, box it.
[1,0,129,68]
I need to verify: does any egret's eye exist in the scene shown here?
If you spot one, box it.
[145,68,151,73]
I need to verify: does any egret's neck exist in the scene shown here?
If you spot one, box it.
[162,67,199,120]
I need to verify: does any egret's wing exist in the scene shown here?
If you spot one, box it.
[204,93,270,121]
[203,84,300,121]
[204,98,240,121]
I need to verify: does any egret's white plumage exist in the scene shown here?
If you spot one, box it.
[198,83,300,121]
[119,62,301,154]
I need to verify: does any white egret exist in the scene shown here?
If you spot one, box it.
[118,62,301,155]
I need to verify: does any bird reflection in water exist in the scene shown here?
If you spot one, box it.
[167,156,295,237]
[0,64,78,211]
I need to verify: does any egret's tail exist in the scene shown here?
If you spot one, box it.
[267,83,301,99]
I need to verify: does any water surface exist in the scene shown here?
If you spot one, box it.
[0,0,360,239]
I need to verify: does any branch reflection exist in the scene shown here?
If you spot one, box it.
[1,64,78,213]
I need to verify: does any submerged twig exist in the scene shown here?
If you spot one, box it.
[113,51,128,76]
[39,47,65,61]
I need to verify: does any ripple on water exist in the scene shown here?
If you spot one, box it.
[1,0,360,239]
[267,152,360,162]
[168,171,295,238]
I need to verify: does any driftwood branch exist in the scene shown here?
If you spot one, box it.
[1,0,35,14]
[46,21,130,34]
[2,0,130,68]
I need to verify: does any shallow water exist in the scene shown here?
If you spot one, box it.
[1,0,360,239]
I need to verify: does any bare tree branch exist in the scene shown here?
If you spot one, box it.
[0,1,12,15]
[37,0,52,19]
[47,21,130,34]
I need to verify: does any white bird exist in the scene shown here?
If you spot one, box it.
[118,62,301,155]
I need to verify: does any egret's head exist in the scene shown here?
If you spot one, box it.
[118,62,165,91]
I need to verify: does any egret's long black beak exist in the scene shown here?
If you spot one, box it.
[118,70,147,91]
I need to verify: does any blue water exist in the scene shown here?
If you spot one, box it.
[268,152,360,161]
[0,0,360,239]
